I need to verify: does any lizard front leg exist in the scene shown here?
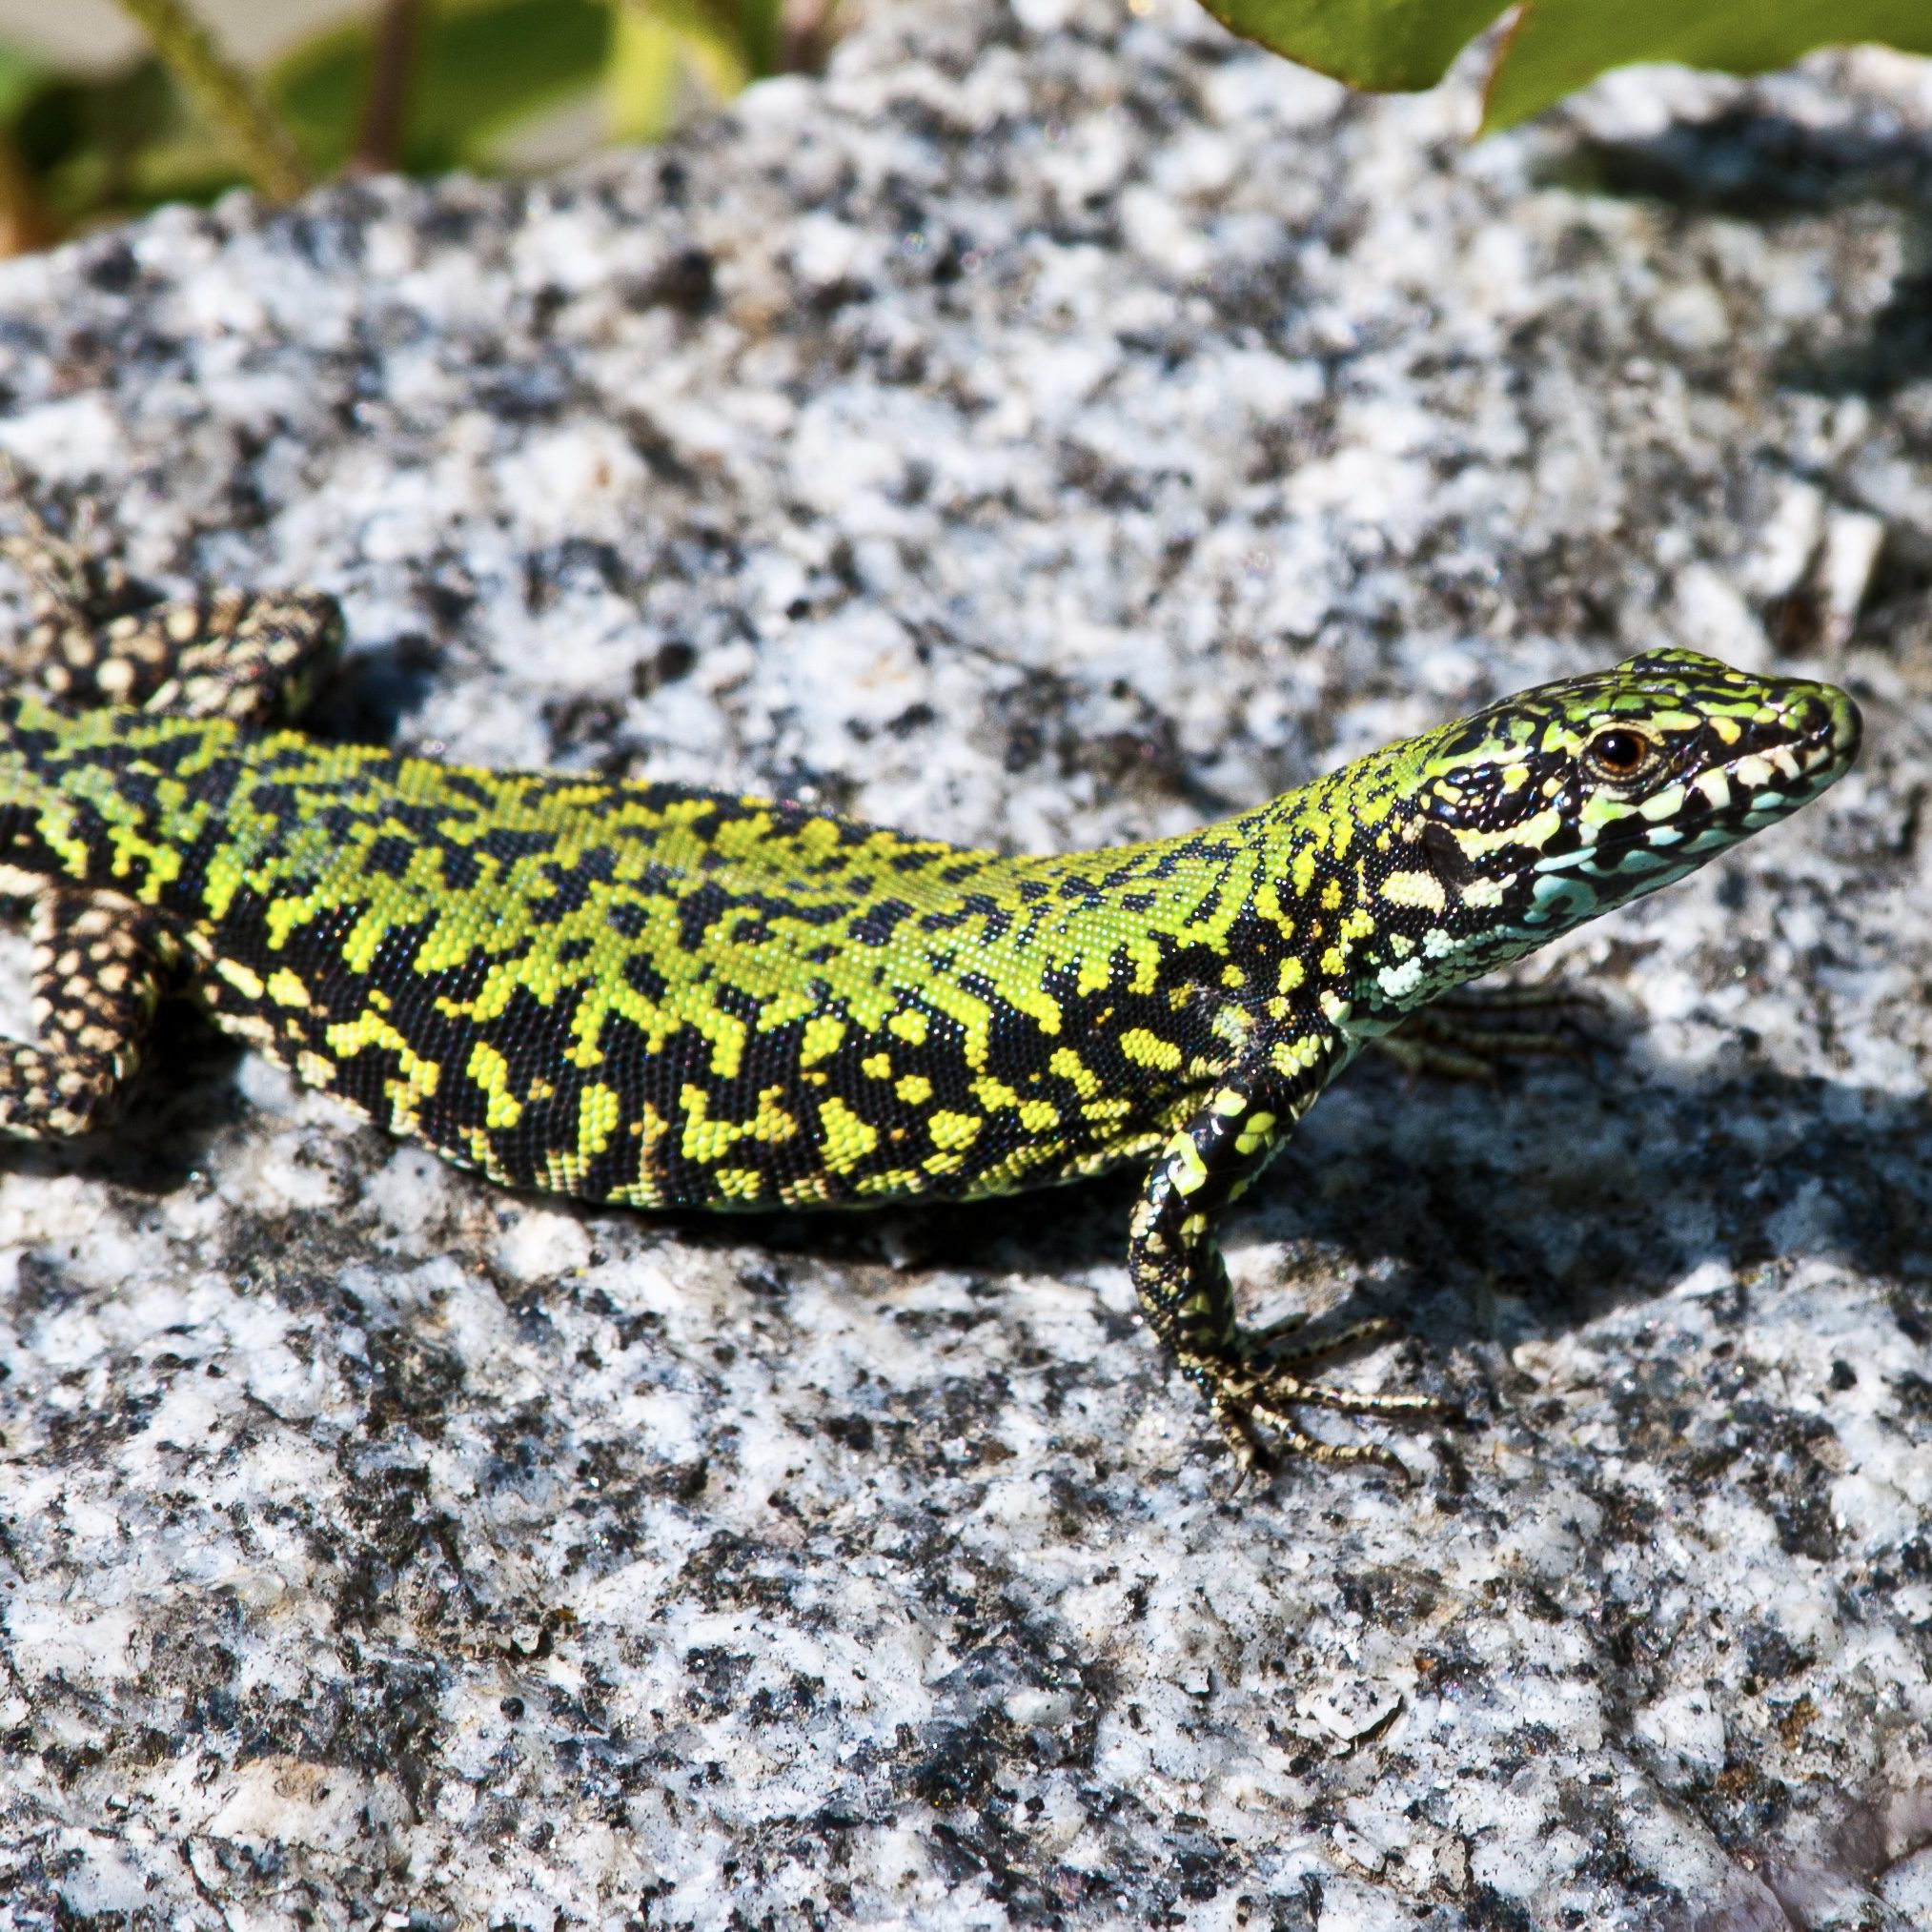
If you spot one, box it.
[0,892,179,1138]
[1127,1040,1446,1478]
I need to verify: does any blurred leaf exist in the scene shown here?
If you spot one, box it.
[0,42,56,255]
[14,55,209,222]
[1483,0,1932,131]
[625,0,750,93]
[606,4,687,144]
[0,40,49,126]
[733,0,785,78]
[403,0,611,166]
[271,0,613,175]
[1196,0,1503,92]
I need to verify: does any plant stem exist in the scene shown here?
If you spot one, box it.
[779,0,843,75]
[0,135,59,256]
[113,0,312,202]
[352,0,423,174]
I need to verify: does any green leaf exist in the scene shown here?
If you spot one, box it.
[1199,0,1932,120]
[1484,0,1932,132]
[623,0,765,92]
[15,55,216,223]
[1196,0,1505,92]
[270,0,613,175]
[397,0,612,165]
[265,22,367,173]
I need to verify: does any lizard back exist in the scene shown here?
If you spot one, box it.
[0,693,1298,1208]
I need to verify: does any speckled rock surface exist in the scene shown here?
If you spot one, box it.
[1,3,1930,1926]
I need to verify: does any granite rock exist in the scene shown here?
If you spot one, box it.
[1,2,1930,1926]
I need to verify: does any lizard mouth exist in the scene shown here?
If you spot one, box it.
[1688,676,1862,836]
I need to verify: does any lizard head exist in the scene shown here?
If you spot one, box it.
[1346,648,1861,1015]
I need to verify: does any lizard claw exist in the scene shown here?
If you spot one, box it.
[1191,1317,1450,1484]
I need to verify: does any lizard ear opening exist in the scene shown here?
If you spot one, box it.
[1417,817,1473,883]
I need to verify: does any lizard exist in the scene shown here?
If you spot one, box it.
[0,495,1861,1474]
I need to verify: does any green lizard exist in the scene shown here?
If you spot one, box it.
[0,499,1861,1473]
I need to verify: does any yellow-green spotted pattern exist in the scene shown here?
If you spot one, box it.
[0,596,1862,1471]
[0,691,1396,1207]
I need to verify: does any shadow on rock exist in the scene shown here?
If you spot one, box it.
[656,1044,1932,1355]
[1542,106,1932,222]
[1542,106,1932,397]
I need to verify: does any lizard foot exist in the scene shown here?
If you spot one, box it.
[1192,1316,1454,1482]
[1373,980,1607,1082]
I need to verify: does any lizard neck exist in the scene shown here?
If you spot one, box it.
[1030,744,1520,1050]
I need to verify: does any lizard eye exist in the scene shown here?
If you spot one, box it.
[1586,726,1653,780]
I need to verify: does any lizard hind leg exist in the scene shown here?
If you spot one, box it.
[0,892,174,1139]
[131,583,344,726]
[1,477,343,725]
